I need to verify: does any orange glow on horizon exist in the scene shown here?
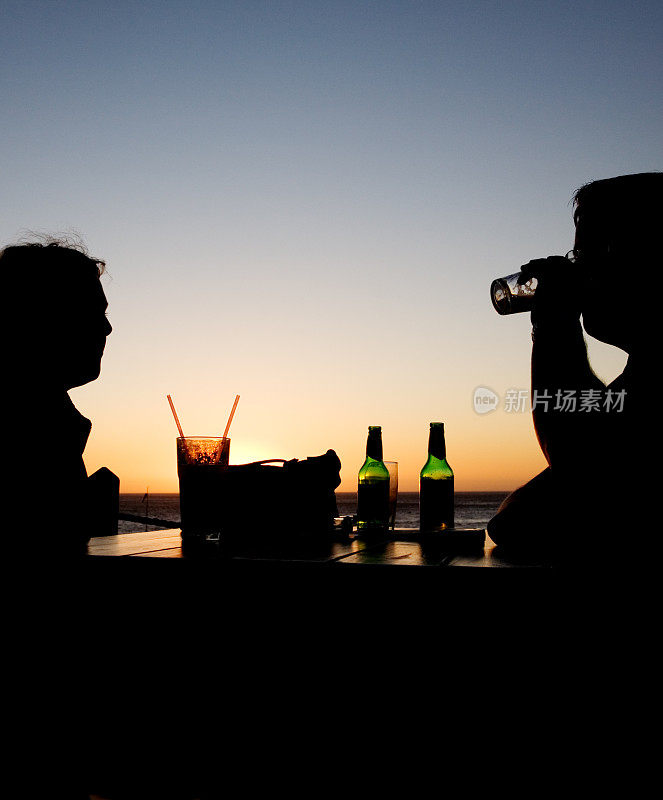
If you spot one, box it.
[81,410,548,494]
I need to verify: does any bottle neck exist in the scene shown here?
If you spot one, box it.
[366,429,383,461]
[428,426,446,460]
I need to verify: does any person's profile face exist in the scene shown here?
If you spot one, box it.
[62,276,112,389]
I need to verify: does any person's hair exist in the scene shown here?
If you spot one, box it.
[0,234,105,280]
[1,236,108,383]
[1,235,107,319]
[571,172,662,261]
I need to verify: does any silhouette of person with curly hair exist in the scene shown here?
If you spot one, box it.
[2,238,118,554]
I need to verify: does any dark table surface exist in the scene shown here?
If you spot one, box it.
[88,527,553,568]
[82,528,558,628]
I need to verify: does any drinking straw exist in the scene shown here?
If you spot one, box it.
[167,394,185,438]
[222,394,240,440]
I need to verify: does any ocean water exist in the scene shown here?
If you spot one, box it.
[118,491,509,533]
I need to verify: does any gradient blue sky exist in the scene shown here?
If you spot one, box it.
[2,1,661,489]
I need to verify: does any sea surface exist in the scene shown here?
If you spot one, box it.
[118,491,509,533]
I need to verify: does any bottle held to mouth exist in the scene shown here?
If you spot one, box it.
[490,272,539,315]
[491,254,577,315]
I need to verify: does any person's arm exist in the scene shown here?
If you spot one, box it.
[522,257,605,468]
[531,320,605,467]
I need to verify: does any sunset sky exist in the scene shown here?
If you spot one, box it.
[2,1,660,491]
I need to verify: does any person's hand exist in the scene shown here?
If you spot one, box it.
[519,255,581,327]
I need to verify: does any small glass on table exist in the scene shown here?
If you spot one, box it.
[384,461,398,531]
[177,436,230,550]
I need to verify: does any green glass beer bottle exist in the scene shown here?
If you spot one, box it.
[357,426,390,532]
[419,422,454,531]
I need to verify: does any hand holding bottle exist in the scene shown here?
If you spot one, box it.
[491,255,581,325]
[519,255,582,327]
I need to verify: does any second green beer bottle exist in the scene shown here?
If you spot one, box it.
[419,422,454,531]
[357,425,390,532]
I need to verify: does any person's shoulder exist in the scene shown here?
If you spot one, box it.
[606,355,651,423]
[606,355,637,392]
[606,374,627,392]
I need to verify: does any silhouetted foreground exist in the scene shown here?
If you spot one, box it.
[488,173,661,554]
[3,239,118,553]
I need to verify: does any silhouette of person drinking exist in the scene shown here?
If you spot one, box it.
[2,238,117,554]
[487,173,661,556]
